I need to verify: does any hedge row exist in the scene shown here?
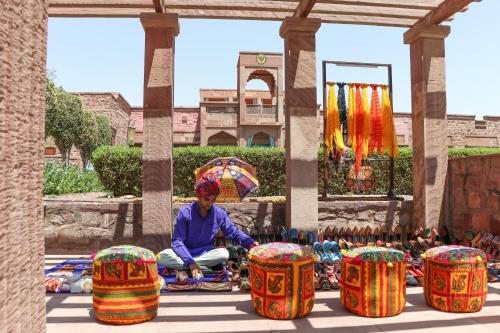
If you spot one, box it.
[92,146,500,197]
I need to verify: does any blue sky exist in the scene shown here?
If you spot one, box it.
[48,0,499,117]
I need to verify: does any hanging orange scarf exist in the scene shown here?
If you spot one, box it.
[369,84,382,154]
[354,84,364,173]
[361,84,370,159]
[381,86,399,157]
[347,84,356,148]
[328,84,346,153]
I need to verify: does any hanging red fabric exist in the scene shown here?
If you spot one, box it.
[369,84,383,154]
[354,84,364,174]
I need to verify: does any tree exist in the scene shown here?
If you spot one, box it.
[95,115,113,147]
[74,113,113,170]
[74,110,99,170]
[45,79,84,166]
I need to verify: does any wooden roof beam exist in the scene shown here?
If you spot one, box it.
[49,0,154,8]
[404,0,480,42]
[294,0,317,17]
[153,0,164,13]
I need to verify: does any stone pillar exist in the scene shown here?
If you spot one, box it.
[280,17,321,233]
[404,25,450,229]
[0,1,48,332]
[140,13,179,252]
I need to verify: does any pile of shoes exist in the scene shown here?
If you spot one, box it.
[460,231,500,282]
[227,245,251,291]
[312,241,342,290]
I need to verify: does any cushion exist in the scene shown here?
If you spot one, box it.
[423,245,487,264]
[248,242,315,319]
[341,246,406,317]
[93,245,160,325]
[248,242,315,263]
[422,245,487,313]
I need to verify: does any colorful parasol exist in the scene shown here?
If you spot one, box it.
[194,157,259,202]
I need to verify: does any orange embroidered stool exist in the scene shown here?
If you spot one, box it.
[248,243,316,319]
[340,246,406,317]
[422,245,487,313]
[92,245,160,324]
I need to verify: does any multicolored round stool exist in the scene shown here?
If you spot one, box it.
[422,245,487,313]
[248,242,316,319]
[92,245,160,324]
[340,246,406,317]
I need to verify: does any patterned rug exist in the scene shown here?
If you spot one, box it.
[45,259,232,294]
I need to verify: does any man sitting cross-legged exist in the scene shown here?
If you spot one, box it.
[157,173,258,281]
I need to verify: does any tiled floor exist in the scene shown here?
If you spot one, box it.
[45,255,500,333]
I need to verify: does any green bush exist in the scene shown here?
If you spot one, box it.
[91,146,500,197]
[92,146,142,197]
[44,162,104,195]
[173,146,285,197]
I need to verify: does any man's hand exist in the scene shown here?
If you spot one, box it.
[251,242,259,249]
[189,263,203,279]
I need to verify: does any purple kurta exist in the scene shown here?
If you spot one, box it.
[172,201,254,266]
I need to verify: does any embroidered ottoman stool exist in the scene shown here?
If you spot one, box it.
[248,242,316,319]
[422,245,487,313]
[340,246,406,317]
[92,245,160,324]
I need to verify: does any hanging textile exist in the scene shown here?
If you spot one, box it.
[361,84,371,159]
[381,86,399,158]
[324,84,335,154]
[337,82,348,130]
[269,136,276,147]
[347,84,356,147]
[354,84,364,174]
[328,84,346,153]
[369,84,383,154]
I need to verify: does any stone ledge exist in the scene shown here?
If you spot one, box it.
[44,196,413,253]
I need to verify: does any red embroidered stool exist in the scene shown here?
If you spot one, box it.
[422,245,487,313]
[248,242,316,319]
[92,245,160,324]
[340,246,406,317]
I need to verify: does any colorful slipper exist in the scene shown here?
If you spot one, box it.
[290,228,299,244]
[307,231,316,245]
[280,226,289,243]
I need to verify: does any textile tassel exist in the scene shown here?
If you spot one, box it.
[329,84,346,153]
[361,84,371,159]
[354,84,364,174]
[369,85,383,154]
[347,84,356,147]
[337,82,348,130]
[381,86,399,158]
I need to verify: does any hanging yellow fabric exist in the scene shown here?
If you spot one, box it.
[347,84,356,148]
[328,84,346,153]
[381,86,399,157]
[324,84,334,154]
[369,84,382,154]
[361,84,371,159]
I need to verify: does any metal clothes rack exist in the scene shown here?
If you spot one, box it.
[321,60,396,199]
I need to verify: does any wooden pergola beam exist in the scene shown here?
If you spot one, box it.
[405,0,479,41]
[294,0,317,17]
[152,0,164,13]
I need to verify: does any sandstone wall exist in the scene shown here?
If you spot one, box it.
[0,1,48,331]
[446,154,500,238]
[44,197,412,253]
